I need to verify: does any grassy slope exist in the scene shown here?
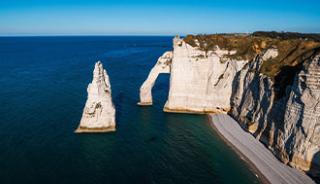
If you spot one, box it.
[183,32,320,79]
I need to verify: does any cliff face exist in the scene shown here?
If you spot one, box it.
[139,36,247,113]
[229,46,320,175]
[279,54,320,174]
[280,54,320,174]
[75,61,116,133]
[163,37,247,113]
[139,32,320,176]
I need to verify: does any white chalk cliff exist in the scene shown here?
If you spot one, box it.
[281,54,320,174]
[139,33,320,178]
[75,61,116,133]
[164,37,247,113]
[230,50,320,175]
[139,36,247,113]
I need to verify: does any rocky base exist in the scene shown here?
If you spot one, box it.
[75,126,116,133]
[137,102,153,106]
[163,106,228,114]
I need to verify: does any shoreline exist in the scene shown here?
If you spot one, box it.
[207,114,315,184]
[207,115,270,184]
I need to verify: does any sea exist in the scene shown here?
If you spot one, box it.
[0,36,259,184]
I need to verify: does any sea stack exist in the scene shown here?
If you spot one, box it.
[75,61,116,133]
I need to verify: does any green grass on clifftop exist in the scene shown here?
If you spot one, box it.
[183,32,320,79]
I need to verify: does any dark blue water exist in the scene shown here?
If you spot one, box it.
[0,36,259,184]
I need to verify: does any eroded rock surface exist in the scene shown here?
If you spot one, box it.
[164,36,247,113]
[75,61,116,133]
[230,51,320,176]
[138,51,172,105]
[280,55,320,174]
[139,36,247,113]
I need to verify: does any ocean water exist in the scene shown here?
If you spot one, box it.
[0,36,259,184]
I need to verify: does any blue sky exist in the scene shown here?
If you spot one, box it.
[0,0,320,35]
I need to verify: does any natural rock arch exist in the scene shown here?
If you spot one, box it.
[138,51,173,105]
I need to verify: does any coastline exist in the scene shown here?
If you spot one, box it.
[208,114,315,184]
[163,106,227,114]
[207,115,270,184]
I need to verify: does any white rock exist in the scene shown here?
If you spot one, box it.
[262,48,278,61]
[139,36,247,113]
[163,36,247,113]
[75,61,116,133]
[138,51,172,105]
[281,54,320,173]
[230,52,320,175]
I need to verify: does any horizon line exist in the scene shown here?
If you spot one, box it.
[1,31,320,37]
[0,34,178,37]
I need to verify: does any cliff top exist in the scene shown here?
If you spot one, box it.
[183,32,320,78]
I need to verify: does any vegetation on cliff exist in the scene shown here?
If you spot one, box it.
[183,32,320,79]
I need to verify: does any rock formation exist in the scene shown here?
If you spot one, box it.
[139,36,247,113]
[139,32,320,177]
[229,45,320,175]
[138,51,172,105]
[164,36,247,113]
[75,61,116,133]
[280,54,320,174]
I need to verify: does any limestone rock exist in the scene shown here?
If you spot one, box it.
[75,61,116,133]
[262,48,278,61]
[280,54,320,174]
[138,51,172,105]
[138,36,247,113]
[230,51,320,176]
[164,37,247,113]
